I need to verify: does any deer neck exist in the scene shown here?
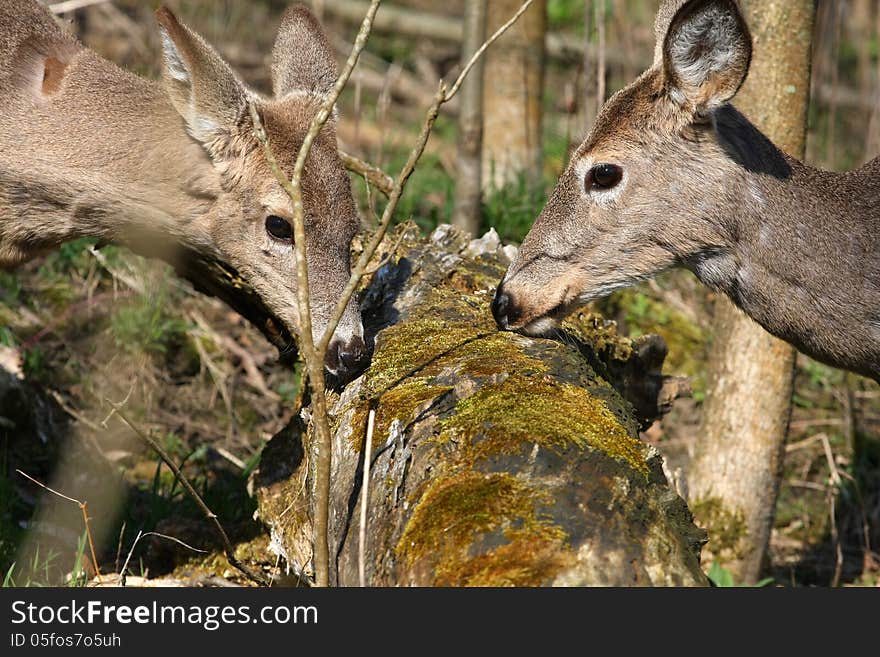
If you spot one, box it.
[0,49,222,266]
[686,105,880,375]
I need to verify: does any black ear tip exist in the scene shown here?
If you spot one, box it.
[155,5,177,29]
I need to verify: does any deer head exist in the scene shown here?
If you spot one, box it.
[156,5,366,377]
[492,0,754,335]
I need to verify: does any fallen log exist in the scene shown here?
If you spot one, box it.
[254,224,707,586]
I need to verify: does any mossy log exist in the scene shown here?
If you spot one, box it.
[253,225,707,586]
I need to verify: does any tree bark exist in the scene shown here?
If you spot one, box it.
[689,0,815,584]
[254,224,705,586]
[481,0,546,191]
[451,0,487,236]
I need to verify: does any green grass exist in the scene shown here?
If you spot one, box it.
[110,279,191,358]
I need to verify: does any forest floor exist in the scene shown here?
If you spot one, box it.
[0,0,877,587]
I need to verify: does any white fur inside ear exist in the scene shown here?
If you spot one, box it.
[160,29,190,83]
[190,114,220,141]
[669,7,740,90]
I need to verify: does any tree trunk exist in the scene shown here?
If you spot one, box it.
[254,224,705,586]
[689,0,815,584]
[451,0,487,236]
[481,0,546,191]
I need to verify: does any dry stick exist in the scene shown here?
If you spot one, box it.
[253,0,534,587]
[819,433,843,586]
[16,470,101,581]
[109,404,269,586]
[358,409,376,587]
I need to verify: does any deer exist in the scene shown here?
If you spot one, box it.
[492,0,880,382]
[0,0,367,379]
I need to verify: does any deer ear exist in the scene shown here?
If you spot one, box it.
[660,0,752,113]
[156,6,248,149]
[271,5,337,98]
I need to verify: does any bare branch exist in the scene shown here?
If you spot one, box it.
[340,150,395,196]
[109,404,269,586]
[251,0,382,588]
[16,469,102,581]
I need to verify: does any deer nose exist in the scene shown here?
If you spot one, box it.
[325,335,369,380]
[492,287,512,330]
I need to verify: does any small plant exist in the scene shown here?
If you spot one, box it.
[707,561,774,588]
[66,531,90,587]
[2,545,62,587]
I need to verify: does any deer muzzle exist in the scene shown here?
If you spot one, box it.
[325,334,369,380]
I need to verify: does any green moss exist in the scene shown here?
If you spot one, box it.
[396,471,571,586]
[561,311,634,364]
[364,316,478,396]
[440,374,649,477]
[349,378,453,450]
[442,332,547,378]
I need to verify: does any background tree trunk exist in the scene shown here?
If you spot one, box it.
[451,0,487,236]
[481,0,546,191]
[689,0,816,584]
[254,224,703,586]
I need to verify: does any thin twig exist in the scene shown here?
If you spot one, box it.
[362,226,410,276]
[315,0,536,358]
[119,530,207,587]
[819,433,842,488]
[340,150,395,196]
[250,0,382,588]
[358,409,375,588]
[829,489,843,587]
[109,403,269,586]
[16,470,101,581]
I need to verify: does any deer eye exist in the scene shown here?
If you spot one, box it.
[587,163,623,191]
[265,215,293,242]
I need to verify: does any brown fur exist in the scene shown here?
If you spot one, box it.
[495,0,880,380]
[0,1,365,375]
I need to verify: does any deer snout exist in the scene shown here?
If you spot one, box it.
[491,285,522,331]
[325,334,369,381]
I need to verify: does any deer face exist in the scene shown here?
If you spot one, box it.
[493,0,752,335]
[157,6,366,377]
